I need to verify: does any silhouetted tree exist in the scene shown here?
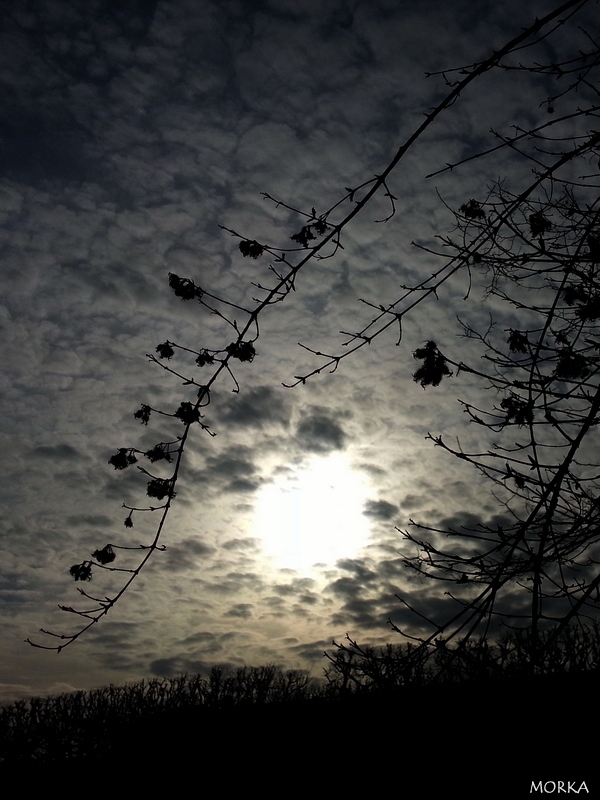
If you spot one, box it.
[321,5,600,675]
[395,177,600,673]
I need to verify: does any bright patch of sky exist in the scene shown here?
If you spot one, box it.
[254,453,372,571]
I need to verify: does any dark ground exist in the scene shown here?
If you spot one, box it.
[3,672,595,795]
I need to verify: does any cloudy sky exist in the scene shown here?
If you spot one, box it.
[1,0,596,704]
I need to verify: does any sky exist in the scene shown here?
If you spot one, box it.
[1,0,597,704]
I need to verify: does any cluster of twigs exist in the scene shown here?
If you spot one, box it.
[325,621,600,690]
[394,167,600,669]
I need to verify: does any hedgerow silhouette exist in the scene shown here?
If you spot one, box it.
[8,622,600,765]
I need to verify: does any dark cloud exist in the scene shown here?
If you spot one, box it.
[377,558,406,579]
[149,655,230,678]
[329,576,364,598]
[325,555,413,631]
[152,634,250,676]
[0,3,158,189]
[27,444,81,461]
[201,448,262,495]
[363,499,397,520]
[400,493,427,511]
[287,639,333,664]
[335,558,378,583]
[263,596,285,609]
[181,631,221,647]
[160,537,215,573]
[331,596,389,629]
[83,622,144,668]
[219,385,291,429]
[295,408,347,453]
[205,571,265,595]
[273,578,315,596]
[221,537,260,552]
[224,603,253,619]
[65,513,113,527]
[224,477,262,494]
[0,106,97,185]
[358,463,387,478]
[299,594,318,606]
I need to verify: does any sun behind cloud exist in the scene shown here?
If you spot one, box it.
[253,453,372,571]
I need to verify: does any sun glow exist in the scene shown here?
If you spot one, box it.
[254,453,372,571]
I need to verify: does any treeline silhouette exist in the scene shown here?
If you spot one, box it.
[4,623,600,776]
[0,664,313,766]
